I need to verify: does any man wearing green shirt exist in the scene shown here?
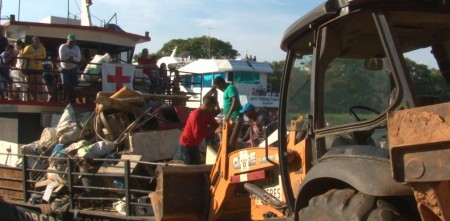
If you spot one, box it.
[213,76,242,122]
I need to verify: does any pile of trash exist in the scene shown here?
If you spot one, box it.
[15,87,190,217]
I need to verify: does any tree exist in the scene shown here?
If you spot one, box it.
[405,58,450,101]
[158,36,239,59]
[269,60,284,93]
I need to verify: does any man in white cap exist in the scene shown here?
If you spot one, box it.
[59,34,81,102]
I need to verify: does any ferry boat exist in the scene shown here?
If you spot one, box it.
[0,2,193,220]
[177,58,279,109]
[0,0,150,166]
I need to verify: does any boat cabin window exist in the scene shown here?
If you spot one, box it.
[183,73,225,88]
[183,71,262,89]
[234,72,261,84]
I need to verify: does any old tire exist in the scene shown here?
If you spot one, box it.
[298,189,405,221]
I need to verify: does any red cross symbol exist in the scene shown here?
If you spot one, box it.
[107,66,131,91]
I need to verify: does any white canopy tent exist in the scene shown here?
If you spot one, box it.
[178,59,273,75]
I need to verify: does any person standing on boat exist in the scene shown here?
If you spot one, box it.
[137,48,159,93]
[59,34,81,102]
[213,76,242,122]
[0,45,15,100]
[0,27,8,54]
[158,62,169,94]
[171,69,181,95]
[11,40,27,101]
[22,36,46,101]
[42,52,55,102]
[175,95,220,164]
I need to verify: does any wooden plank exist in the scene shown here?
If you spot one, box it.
[0,167,23,200]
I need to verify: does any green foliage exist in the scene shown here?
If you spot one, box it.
[269,60,284,93]
[325,113,376,126]
[323,58,391,113]
[325,113,353,126]
[283,55,447,127]
[405,58,450,101]
[158,36,239,60]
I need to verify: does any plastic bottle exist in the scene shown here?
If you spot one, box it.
[114,179,124,189]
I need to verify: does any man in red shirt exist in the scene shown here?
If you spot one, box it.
[137,48,159,93]
[177,95,220,164]
[137,48,152,76]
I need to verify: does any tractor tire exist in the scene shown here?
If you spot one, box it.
[298,189,406,221]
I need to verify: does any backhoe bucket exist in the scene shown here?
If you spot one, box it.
[150,164,212,221]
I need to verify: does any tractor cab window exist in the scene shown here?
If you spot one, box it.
[390,9,450,107]
[404,46,450,106]
[315,10,394,151]
[285,55,312,131]
[322,58,391,127]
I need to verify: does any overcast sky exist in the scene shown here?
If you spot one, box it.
[1,0,319,62]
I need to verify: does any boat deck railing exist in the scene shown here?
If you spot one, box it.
[0,57,180,104]
[0,152,182,217]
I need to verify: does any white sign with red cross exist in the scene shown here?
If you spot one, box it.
[101,63,135,92]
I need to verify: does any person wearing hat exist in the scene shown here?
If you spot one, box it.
[239,103,274,147]
[212,76,242,122]
[59,34,81,102]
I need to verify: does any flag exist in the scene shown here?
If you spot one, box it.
[86,0,93,6]
[102,63,135,92]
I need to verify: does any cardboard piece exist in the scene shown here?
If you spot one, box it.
[35,179,54,189]
[129,129,181,162]
[42,181,59,201]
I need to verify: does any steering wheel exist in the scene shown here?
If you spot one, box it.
[348,105,380,121]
